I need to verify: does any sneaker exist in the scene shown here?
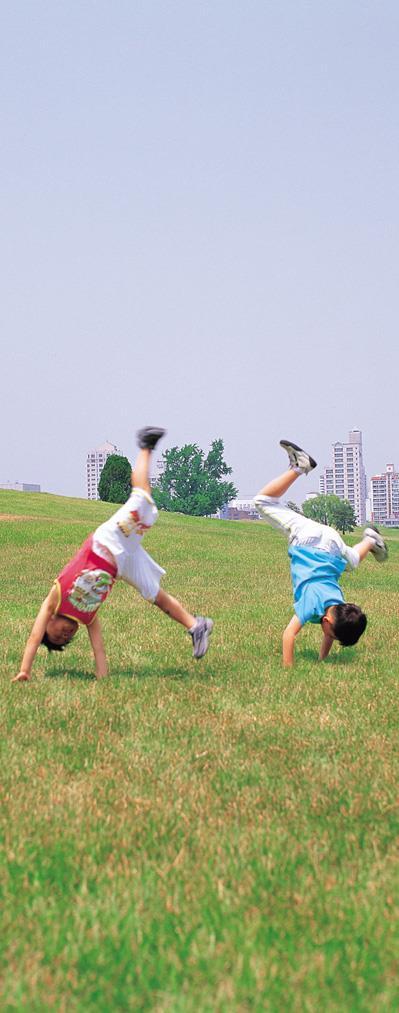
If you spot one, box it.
[189,617,214,659]
[136,427,166,450]
[364,524,388,563]
[280,439,317,474]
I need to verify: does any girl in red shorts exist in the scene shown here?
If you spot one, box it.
[13,428,213,682]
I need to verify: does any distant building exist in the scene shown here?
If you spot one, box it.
[219,497,260,521]
[152,456,164,484]
[319,467,334,496]
[86,441,118,500]
[370,465,399,527]
[0,481,41,492]
[319,429,367,525]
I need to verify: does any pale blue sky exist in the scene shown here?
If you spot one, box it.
[1,1,399,498]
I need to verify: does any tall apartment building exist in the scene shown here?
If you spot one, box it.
[371,465,399,526]
[319,467,334,496]
[86,441,118,500]
[319,429,367,525]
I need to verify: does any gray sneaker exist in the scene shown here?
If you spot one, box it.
[189,617,213,659]
[136,427,166,450]
[364,525,388,563]
[280,439,317,474]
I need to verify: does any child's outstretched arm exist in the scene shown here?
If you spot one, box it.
[12,587,58,683]
[282,615,303,667]
[87,616,108,679]
[319,628,335,661]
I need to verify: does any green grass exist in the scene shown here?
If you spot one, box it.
[1,489,399,1011]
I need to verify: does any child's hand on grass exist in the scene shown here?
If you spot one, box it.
[12,671,31,683]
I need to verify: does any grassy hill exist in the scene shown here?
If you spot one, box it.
[1,491,399,1010]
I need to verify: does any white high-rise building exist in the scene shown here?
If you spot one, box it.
[371,465,399,527]
[319,429,367,525]
[319,467,334,496]
[86,441,118,500]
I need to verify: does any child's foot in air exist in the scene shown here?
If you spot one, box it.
[137,427,166,450]
[363,524,388,562]
[280,440,317,474]
[189,617,214,659]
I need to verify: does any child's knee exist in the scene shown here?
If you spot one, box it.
[254,494,280,508]
[254,494,280,518]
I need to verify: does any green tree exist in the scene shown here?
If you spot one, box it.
[328,497,357,534]
[302,494,330,525]
[153,439,237,516]
[98,455,132,503]
[302,494,356,533]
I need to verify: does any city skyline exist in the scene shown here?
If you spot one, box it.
[4,429,399,528]
[3,424,399,504]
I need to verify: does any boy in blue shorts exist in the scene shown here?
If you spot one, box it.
[254,440,387,666]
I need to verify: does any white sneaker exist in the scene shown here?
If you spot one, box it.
[280,440,317,475]
[364,525,388,563]
[189,617,213,659]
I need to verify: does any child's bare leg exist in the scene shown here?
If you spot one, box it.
[353,536,377,563]
[154,589,195,629]
[257,440,316,499]
[133,427,165,494]
[257,469,300,499]
[255,441,316,535]
[132,449,152,494]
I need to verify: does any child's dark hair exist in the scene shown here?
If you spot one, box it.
[41,632,65,652]
[332,603,367,646]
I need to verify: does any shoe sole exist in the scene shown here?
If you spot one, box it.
[372,546,388,562]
